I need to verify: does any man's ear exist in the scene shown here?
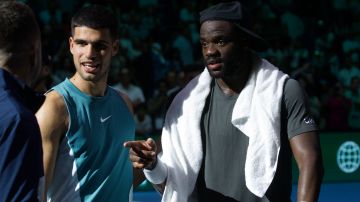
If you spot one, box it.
[69,37,75,54]
[111,39,119,56]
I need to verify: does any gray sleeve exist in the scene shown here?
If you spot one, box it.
[283,78,318,139]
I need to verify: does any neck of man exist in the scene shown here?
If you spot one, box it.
[70,74,108,97]
[216,72,249,96]
[216,55,254,95]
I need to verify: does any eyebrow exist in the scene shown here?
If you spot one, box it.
[200,34,228,41]
[74,39,110,45]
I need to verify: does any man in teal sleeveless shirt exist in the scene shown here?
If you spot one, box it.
[36,5,144,202]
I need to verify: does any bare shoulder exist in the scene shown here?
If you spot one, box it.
[36,90,68,138]
[114,89,134,115]
[38,90,67,115]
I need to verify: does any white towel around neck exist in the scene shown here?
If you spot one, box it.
[231,58,288,196]
[146,57,289,201]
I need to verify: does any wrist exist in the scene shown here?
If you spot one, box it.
[145,156,157,170]
[143,157,167,184]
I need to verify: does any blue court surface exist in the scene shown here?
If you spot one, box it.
[134,182,360,202]
[133,191,161,202]
[292,182,360,202]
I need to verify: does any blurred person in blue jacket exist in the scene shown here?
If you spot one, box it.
[0,2,44,201]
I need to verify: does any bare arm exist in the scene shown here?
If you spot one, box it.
[36,91,68,202]
[290,131,324,202]
[133,168,146,187]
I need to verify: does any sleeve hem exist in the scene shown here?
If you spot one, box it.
[143,157,168,184]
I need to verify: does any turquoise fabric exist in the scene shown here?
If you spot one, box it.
[52,78,135,201]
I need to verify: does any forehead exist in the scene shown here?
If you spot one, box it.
[200,20,235,38]
[72,26,112,41]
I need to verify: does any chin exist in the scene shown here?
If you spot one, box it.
[79,73,96,81]
[208,70,223,79]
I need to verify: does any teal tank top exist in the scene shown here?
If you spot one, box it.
[48,78,135,202]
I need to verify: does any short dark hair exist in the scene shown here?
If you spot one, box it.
[71,5,118,40]
[0,1,39,51]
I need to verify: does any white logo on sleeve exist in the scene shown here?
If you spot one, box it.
[303,116,315,125]
[100,115,112,123]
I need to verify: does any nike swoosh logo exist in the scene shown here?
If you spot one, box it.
[100,115,112,123]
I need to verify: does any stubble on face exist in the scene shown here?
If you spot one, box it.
[200,21,242,80]
[200,21,254,93]
[70,26,118,84]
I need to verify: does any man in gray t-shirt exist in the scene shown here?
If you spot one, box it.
[197,78,318,202]
[125,2,324,202]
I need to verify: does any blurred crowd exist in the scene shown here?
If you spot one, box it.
[23,0,360,134]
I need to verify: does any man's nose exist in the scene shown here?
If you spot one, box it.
[205,43,218,57]
[85,44,97,60]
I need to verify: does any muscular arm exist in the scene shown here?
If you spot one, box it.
[35,91,68,201]
[290,131,324,202]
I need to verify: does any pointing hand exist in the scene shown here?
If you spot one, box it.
[124,138,157,170]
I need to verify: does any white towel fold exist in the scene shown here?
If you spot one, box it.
[231,58,288,196]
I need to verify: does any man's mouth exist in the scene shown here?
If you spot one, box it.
[82,62,100,73]
[206,59,222,70]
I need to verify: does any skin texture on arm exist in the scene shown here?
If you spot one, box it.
[35,91,68,202]
[290,131,324,202]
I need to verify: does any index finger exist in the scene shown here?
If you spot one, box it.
[123,140,152,150]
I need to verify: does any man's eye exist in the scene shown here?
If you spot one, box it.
[201,42,208,48]
[94,44,107,50]
[217,40,225,46]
